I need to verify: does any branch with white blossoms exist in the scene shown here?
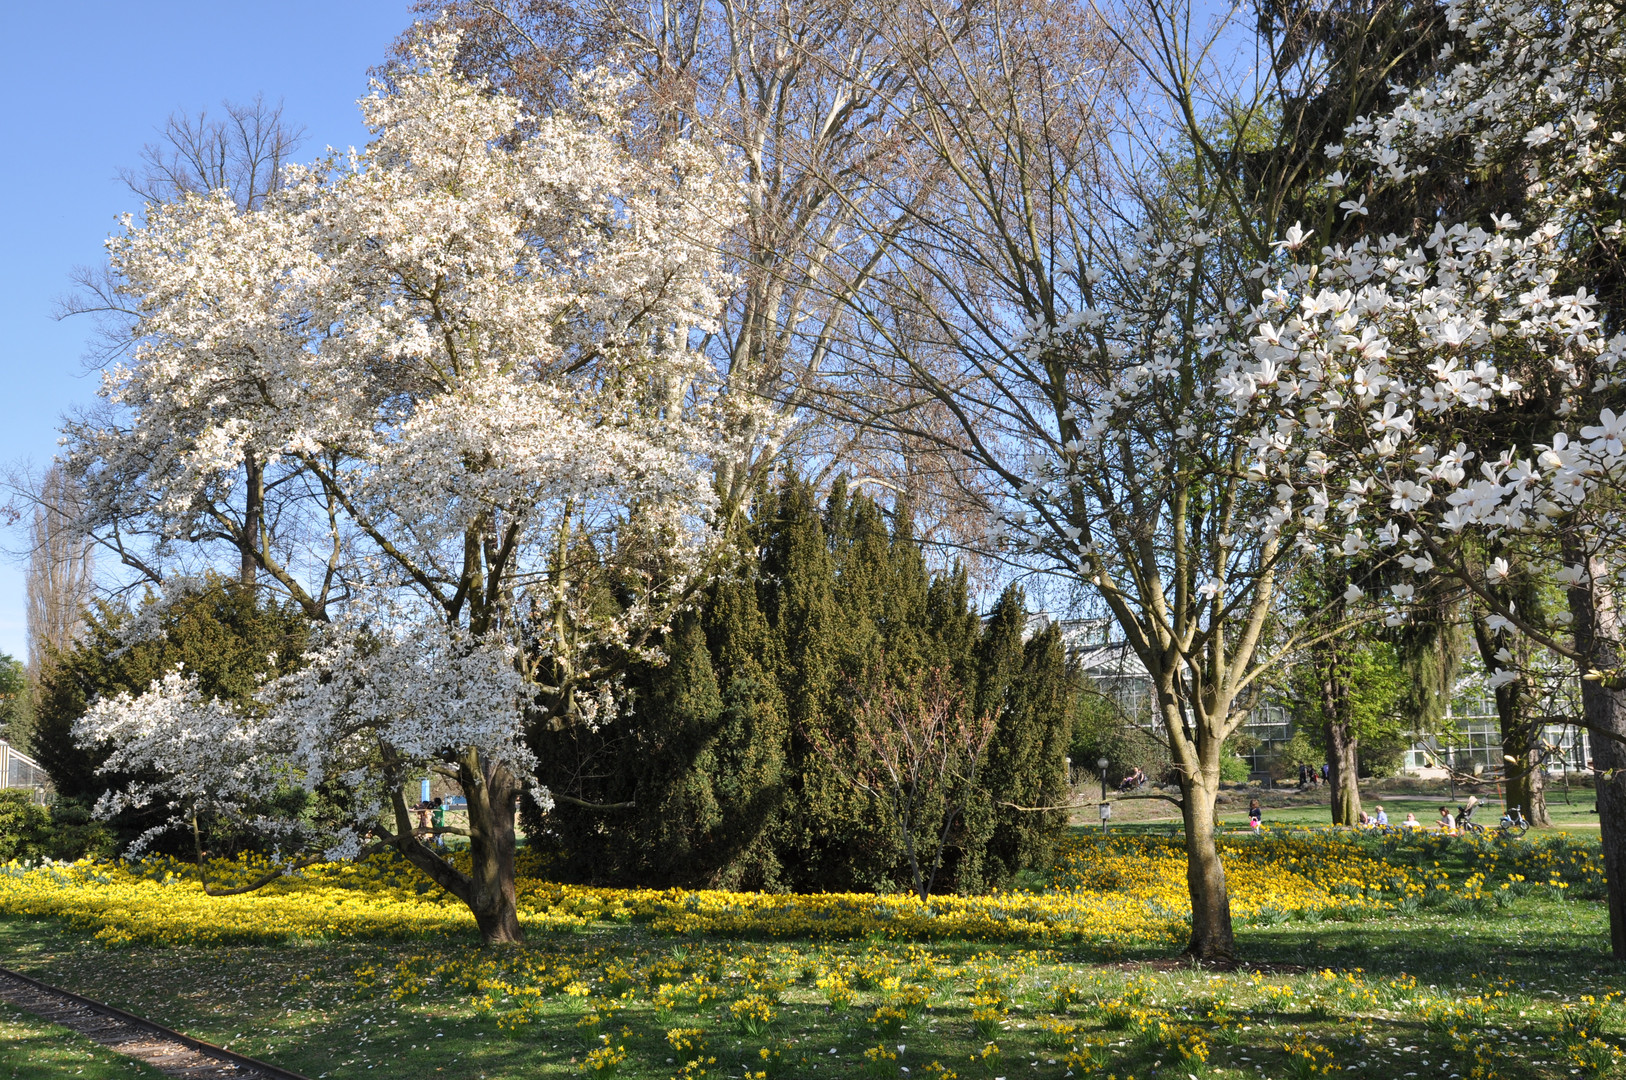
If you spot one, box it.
[1217,0,1626,699]
[66,24,748,717]
[76,669,283,856]
[78,617,533,861]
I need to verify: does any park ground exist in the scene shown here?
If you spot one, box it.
[1,823,1622,1080]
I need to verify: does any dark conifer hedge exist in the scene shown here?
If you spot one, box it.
[529,477,1071,893]
[31,578,309,854]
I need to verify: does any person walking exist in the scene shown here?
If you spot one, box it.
[431,797,446,848]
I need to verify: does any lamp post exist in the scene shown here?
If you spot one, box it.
[1098,757,1110,802]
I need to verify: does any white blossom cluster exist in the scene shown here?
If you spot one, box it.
[76,31,738,559]
[66,28,748,859]
[1219,0,1626,684]
[993,203,1314,626]
[76,619,527,859]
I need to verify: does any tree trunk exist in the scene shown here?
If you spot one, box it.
[385,751,524,946]
[240,451,262,588]
[1569,550,1626,960]
[1599,756,1626,961]
[1314,597,1361,826]
[460,749,524,945]
[1179,765,1235,961]
[1324,719,1362,826]
[1502,737,1549,828]
[1475,597,1550,828]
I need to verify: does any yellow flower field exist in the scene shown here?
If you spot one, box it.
[0,828,1600,951]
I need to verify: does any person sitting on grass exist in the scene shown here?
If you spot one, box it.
[1402,812,1421,829]
[1372,804,1388,827]
[1437,806,1456,834]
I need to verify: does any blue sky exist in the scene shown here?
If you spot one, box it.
[0,1,415,660]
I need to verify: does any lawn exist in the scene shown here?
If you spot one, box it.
[0,999,166,1080]
[1,828,1622,1080]
[1076,785,1604,835]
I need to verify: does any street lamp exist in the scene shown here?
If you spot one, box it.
[1098,757,1110,802]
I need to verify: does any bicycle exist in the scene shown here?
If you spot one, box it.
[1499,805,1531,836]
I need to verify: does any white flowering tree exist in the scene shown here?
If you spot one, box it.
[1216,0,1626,955]
[825,0,1392,960]
[64,31,744,943]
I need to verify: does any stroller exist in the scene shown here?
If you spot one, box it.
[1457,802,1486,834]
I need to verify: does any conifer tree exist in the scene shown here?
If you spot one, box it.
[531,477,1070,894]
[985,622,1071,879]
[32,578,308,853]
[957,588,1027,890]
[700,566,789,887]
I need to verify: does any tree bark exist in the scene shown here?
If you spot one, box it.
[1324,717,1362,826]
[1502,734,1550,828]
[1569,550,1626,959]
[1179,763,1235,961]
[240,451,262,588]
[1473,591,1550,828]
[385,750,524,946]
[459,748,524,945]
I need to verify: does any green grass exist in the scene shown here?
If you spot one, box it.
[1,834,1622,1080]
[1093,795,1604,836]
[0,999,168,1079]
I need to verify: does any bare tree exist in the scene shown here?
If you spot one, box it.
[120,94,305,212]
[58,97,306,592]
[810,670,997,901]
[395,0,998,554]
[25,465,95,679]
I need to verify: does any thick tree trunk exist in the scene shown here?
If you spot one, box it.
[385,751,524,946]
[1599,757,1626,961]
[460,750,524,945]
[1569,550,1626,959]
[1579,672,1626,959]
[1179,766,1235,961]
[1502,736,1549,828]
[1324,719,1362,826]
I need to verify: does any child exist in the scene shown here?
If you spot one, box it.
[1248,798,1263,832]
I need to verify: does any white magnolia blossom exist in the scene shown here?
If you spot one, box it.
[1205,0,1626,693]
[77,619,527,859]
[67,29,748,862]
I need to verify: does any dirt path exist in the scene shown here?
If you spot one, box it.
[0,966,309,1080]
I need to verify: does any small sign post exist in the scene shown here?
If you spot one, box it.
[1099,801,1112,830]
